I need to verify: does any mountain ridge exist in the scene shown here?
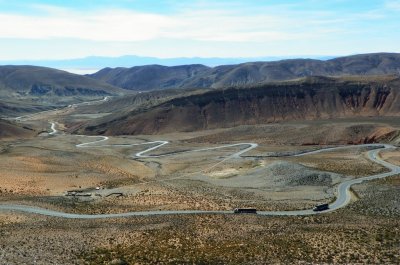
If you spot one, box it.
[0,55,335,71]
[88,53,400,91]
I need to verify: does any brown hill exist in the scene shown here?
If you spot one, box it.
[75,76,400,135]
[89,53,400,91]
[0,65,129,117]
[0,65,125,97]
[0,119,36,139]
[89,64,209,91]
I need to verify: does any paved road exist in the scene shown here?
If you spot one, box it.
[68,96,110,109]
[74,134,259,163]
[0,124,398,218]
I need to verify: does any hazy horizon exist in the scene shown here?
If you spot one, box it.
[0,53,341,74]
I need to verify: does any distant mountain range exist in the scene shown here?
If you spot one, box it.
[0,55,335,74]
[1,53,399,97]
[89,53,400,91]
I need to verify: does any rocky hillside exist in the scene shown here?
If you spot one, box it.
[0,65,129,117]
[89,53,400,91]
[75,76,400,135]
[73,87,210,115]
[0,65,125,97]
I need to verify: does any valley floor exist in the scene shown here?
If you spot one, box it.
[0,102,399,264]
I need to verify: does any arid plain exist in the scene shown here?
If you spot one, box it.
[0,99,399,264]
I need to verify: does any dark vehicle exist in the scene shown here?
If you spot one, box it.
[313,203,329,212]
[233,208,257,214]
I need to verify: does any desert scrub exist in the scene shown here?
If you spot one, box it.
[291,155,389,177]
[78,214,400,265]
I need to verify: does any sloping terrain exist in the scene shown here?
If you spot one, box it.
[0,119,36,139]
[75,76,400,135]
[0,65,128,117]
[0,99,55,118]
[89,53,400,91]
[71,87,209,115]
[0,65,125,98]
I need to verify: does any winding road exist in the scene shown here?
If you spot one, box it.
[0,122,398,218]
[6,96,110,122]
[48,122,58,135]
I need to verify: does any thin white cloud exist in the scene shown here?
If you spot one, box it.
[0,4,351,43]
[0,8,173,41]
[385,0,400,10]
[164,10,301,42]
[0,1,397,60]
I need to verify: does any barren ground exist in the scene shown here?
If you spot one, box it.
[0,105,399,264]
[0,175,398,264]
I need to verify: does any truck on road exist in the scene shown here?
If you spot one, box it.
[313,203,329,212]
[233,208,257,214]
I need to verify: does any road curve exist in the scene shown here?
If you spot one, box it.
[0,124,398,218]
[48,122,57,135]
[74,133,259,160]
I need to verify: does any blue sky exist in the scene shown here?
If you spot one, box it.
[0,0,399,60]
